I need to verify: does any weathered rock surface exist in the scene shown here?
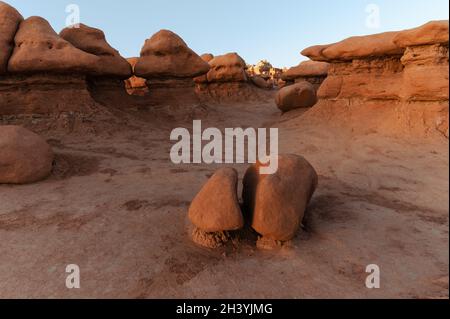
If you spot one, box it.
[0,125,54,184]
[134,30,210,79]
[206,53,248,83]
[0,1,23,74]
[124,57,149,96]
[0,75,99,116]
[60,23,132,79]
[250,75,273,89]
[189,168,244,233]
[8,16,98,74]
[242,154,318,241]
[302,20,449,138]
[275,81,317,112]
[282,60,329,90]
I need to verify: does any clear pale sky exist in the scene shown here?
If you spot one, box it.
[6,0,450,68]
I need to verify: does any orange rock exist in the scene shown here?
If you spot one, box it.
[321,31,404,61]
[250,75,272,89]
[275,81,317,112]
[301,44,332,61]
[0,1,23,74]
[8,16,98,74]
[0,126,54,184]
[242,154,318,241]
[188,168,244,233]
[282,60,329,81]
[200,53,214,62]
[124,57,149,96]
[134,30,210,79]
[393,20,449,48]
[60,23,132,79]
[206,53,248,82]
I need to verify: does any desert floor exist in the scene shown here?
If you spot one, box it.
[0,99,448,298]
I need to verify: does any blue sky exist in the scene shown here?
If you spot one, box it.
[6,0,449,68]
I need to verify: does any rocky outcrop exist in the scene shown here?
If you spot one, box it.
[0,1,23,74]
[196,53,274,103]
[281,60,329,91]
[59,23,132,79]
[0,5,134,122]
[301,20,449,138]
[1,16,100,117]
[134,30,209,107]
[275,81,317,112]
[135,30,210,79]
[247,60,283,88]
[8,17,99,74]
[0,125,54,184]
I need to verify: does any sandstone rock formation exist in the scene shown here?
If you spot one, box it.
[0,1,23,74]
[8,17,99,74]
[242,154,318,242]
[301,20,449,138]
[275,81,317,112]
[0,125,54,184]
[60,23,132,79]
[189,168,244,248]
[60,24,134,109]
[1,8,134,120]
[250,75,273,89]
[206,53,248,83]
[196,53,274,103]
[124,57,149,96]
[247,60,283,88]
[200,53,214,63]
[1,15,100,117]
[281,60,329,91]
[135,30,210,79]
[134,30,210,107]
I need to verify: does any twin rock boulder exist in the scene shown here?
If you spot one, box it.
[188,155,318,249]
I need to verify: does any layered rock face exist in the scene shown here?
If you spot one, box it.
[2,17,100,117]
[1,5,132,121]
[134,30,210,107]
[196,53,273,102]
[281,60,329,91]
[60,23,133,108]
[301,21,449,137]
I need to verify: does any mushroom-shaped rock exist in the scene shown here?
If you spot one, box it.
[8,16,98,74]
[0,1,23,74]
[243,154,318,242]
[0,126,54,184]
[189,168,244,233]
[60,23,132,79]
[207,53,248,82]
[134,29,210,79]
[282,60,329,81]
[275,81,317,112]
[393,20,449,48]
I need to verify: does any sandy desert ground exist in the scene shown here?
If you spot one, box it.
[0,98,448,299]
